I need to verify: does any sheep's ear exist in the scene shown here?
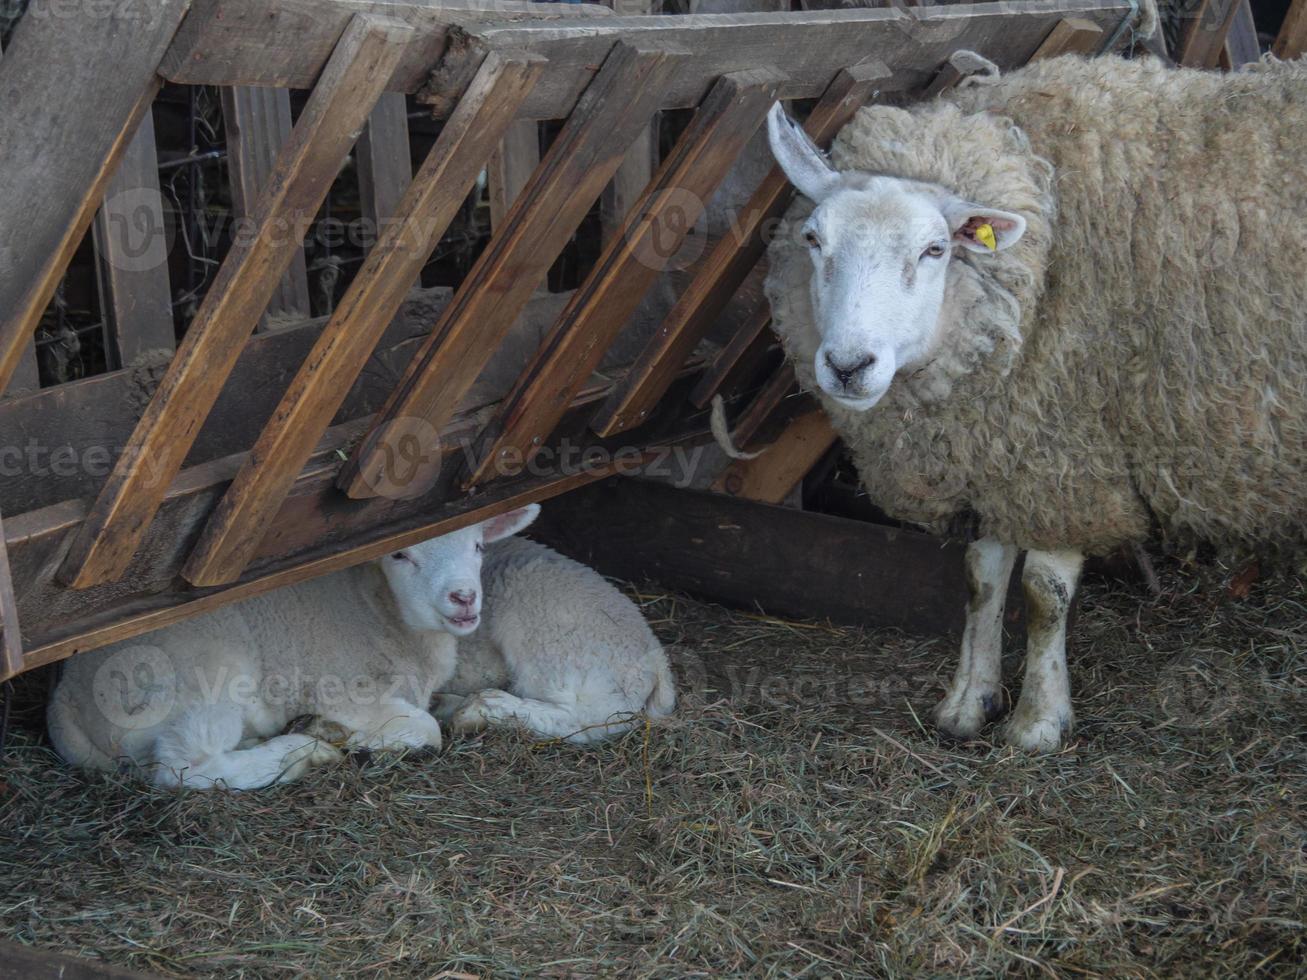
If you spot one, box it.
[766,103,839,203]
[481,503,540,543]
[942,199,1027,253]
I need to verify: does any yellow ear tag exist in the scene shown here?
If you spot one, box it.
[975,222,997,251]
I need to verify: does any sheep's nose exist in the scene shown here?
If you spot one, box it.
[448,590,477,609]
[825,351,877,388]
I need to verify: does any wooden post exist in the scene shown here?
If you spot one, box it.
[357,93,414,240]
[221,86,315,325]
[0,0,191,397]
[601,0,657,248]
[0,35,40,395]
[0,507,23,681]
[1029,17,1105,60]
[1176,0,1241,68]
[93,108,177,366]
[1222,0,1260,67]
[1274,0,1307,60]
[487,122,541,229]
[182,52,546,586]
[59,14,415,589]
[338,42,683,500]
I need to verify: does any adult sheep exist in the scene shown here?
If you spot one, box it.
[763,55,1307,751]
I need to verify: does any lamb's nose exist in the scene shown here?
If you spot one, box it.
[825,351,877,388]
[449,590,477,609]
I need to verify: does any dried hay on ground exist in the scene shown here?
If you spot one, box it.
[1,562,1303,977]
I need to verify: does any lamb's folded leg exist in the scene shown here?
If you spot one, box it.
[451,689,628,744]
[934,537,1018,739]
[1004,547,1083,753]
[321,700,444,753]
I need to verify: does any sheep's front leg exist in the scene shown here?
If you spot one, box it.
[1004,548,1083,753]
[934,538,1018,739]
[319,700,443,754]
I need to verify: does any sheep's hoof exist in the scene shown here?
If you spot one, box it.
[933,689,1005,740]
[281,734,344,778]
[1002,710,1073,753]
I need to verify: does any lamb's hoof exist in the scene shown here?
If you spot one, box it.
[281,734,344,778]
[1003,710,1073,753]
[450,696,492,736]
[933,689,1005,740]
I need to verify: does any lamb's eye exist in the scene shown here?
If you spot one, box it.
[922,243,947,259]
[803,229,821,250]
[475,543,485,555]
[391,552,409,562]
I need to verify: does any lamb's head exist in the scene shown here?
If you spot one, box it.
[378,504,540,636]
[766,103,1026,410]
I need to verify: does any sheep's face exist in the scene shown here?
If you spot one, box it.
[379,504,540,636]
[766,104,1026,411]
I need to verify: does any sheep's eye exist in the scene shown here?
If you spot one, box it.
[922,243,947,260]
[803,229,821,250]
[391,552,409,562]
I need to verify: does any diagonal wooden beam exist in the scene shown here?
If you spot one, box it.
[182,51,546,587]
[690,302,774,409]
[0,507,22,681]
[463,67,785,489]
[712,407,837,505]
[589,60,886,439]
[1029,16,1104,59]
[337,41,682,500]
[0,0,191,396]
[1275,0,1307,60]
[1176,0,1241,68]
[58,14,413,590]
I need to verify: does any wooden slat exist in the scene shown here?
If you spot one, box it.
[721,362,797,452]
[530,477,970,635]
[357,93,414,235]
[221,86,314,324]
[183,51,547,587]
[93,109,177,366]
[1176,0,1240,68]
[0,941,162,980]
[690,302,774,409]
[1221,0,1259,67]
[0,0,190,396]
[58,14,414,590]
[590,61,885,438]
[712,407,837,504]
[1274,0,1307,60]
[465,68,785,488]
[161,0,1137,113]
[0,35,40,395]
[337,41,681,500]
[601,0,657,248]
[487,122,541,229]
[160,0,612,92]
[1029,16,1104,59]
[0,507,23,680]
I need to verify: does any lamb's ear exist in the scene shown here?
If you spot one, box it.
[766,103,839,203]
[481,503,540,543]
[942,199,1027,253]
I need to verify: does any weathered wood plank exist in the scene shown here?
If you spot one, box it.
[1029,16,1104,59]
[221,86,314,323]
[600,0,656,249]
[59,14,414,590]
[357,93,414,235]
[590,62,885,438]
[0,35,40,395]
[161,0,1136,115]
[1274,0,1307,60]
[689,303,773,409]
[720,361,797,452]
[159,0,611,91]
[0,507,22,680]
[184,51,546,586]
[487,121,541,229]
[465,68,785,488]
[530,478,969,636]
[0,0,191,396]
[1222,0,1260,67]
[93,109,177,366]
[712,407,837,504]
[338,42,681,499]
[1176,0,1240,68]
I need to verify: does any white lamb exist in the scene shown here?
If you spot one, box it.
[48,504,675,789]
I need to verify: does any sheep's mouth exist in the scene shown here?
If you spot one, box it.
[443,613,480,631]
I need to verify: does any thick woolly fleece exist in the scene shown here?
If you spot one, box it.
[765,55,1307,556]
[444,537,677,742]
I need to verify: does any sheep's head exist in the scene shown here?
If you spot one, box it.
[766,103,1026,410]
[378,504,540,635]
